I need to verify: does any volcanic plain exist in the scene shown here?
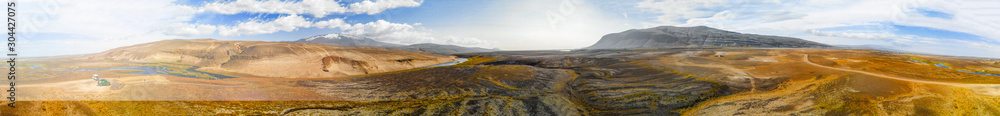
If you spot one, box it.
[3,47,1000,115]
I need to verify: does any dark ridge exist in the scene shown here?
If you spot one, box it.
[586,26,832,49]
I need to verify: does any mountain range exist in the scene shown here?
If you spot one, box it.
[292,34,498,54]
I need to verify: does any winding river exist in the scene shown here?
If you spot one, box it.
[932,63,1000,77]
[910,58,1000,77]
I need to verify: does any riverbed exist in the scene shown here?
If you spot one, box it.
[422,58,468,68]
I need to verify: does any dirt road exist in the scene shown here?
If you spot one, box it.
[116,80,253,88]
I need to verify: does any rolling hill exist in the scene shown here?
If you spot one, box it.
[86,39,455,78]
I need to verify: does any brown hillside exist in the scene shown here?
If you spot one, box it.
[86,39,455,78]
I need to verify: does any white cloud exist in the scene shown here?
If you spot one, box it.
[167,23,218,36]
[169,15,493,47]
[216,15,313,36]
[348,0,424,15]
[968,42,996,49]
[634,0,1000,42]
[440,36,493,48]
[891,0,1000,42]
[198,0,421,17]
[313,18,352,29]
[342,20,419,37]
[636,0,729,25]
[20,0,197,39]
[808,29,936,47]
[17,0,199,57]
[677,10,806,28]
[809,29,1000,58]
[808,30,897,40]
[430,0,634,50]
[338,20,493,47]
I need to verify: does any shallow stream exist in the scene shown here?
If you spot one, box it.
[422,58,469,68]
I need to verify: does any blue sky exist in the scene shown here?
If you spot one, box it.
[14,0,1000,58]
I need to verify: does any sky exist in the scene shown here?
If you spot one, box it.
[12,0,1000,58]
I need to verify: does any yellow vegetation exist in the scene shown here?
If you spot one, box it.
[457,56,497,65]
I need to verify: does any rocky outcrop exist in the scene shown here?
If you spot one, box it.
[586,26,832,49]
